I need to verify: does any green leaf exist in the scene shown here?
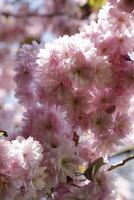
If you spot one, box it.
[83,157,105,181]
[0,130,8,137]
[88,0,106,10]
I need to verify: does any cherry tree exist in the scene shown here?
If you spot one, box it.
[0,0,134,199]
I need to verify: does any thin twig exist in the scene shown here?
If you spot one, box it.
[0,11,87,21]
[0,11,65,18]
[110,147,134,158]
[108,154,134,171]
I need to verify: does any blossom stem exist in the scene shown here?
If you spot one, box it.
[108,154,134,171]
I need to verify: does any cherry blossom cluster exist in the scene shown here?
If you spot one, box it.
[1,0,134,199]
[0,136,45,200]
[0,0,90,129]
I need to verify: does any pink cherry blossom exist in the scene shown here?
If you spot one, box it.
[2,0,134,199]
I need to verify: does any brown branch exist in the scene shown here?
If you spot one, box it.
[111,149,134,158]
[109,147,134,165]
[108,154,134,171]
[0,11,79,19]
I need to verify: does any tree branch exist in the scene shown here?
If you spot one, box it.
[108,154,134,171]
[0,11,65,18]
[110,147,134,158]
